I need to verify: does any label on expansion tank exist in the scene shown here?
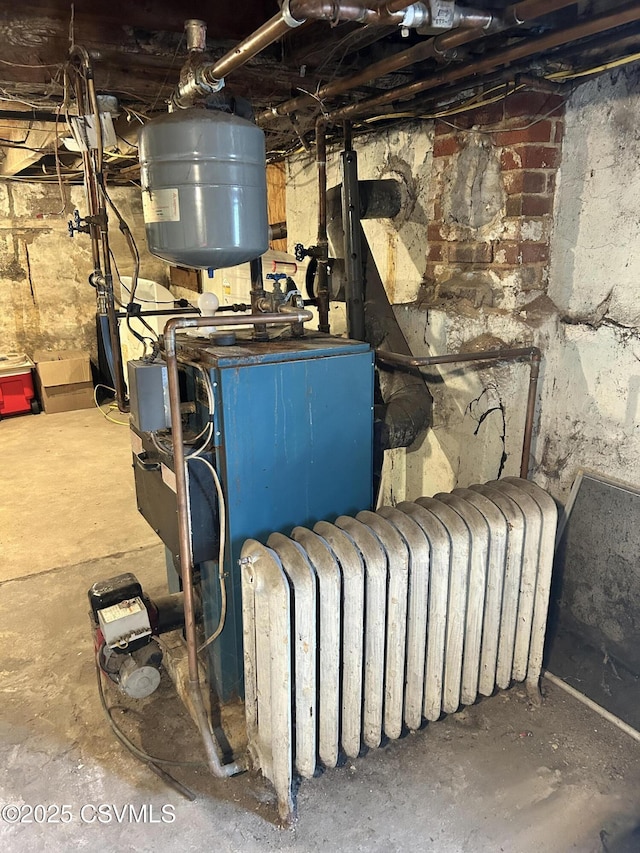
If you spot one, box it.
[142,187,180,224]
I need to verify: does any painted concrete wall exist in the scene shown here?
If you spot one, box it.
[0,182,167,360]
[539,69,640,498]
[286,68,640,504]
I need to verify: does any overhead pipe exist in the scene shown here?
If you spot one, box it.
[328,1,640,120]
[376,346,541,478]
[163,310,312,779]
[257,0,576,123]
[172,0,491,108]
[172,13,305,108]
[287,0,406,25]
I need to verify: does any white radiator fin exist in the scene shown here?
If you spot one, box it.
[241,477,557,822]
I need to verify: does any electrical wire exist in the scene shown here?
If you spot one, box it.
[546,49,640,80]
[0,59,64,69]
[192,454,228,653]
[101,183,162,359]
[184,364,216,454]
[143,362,226,648]
[94,383,129,425]
[150,363,214,457]
[95,653,206,786]
[119,277,182,305]
[150,33,185,113]
[53,101,67,215]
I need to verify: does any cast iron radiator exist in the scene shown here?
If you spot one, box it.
[240,477,557,820]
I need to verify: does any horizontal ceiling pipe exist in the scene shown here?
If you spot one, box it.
[172,1,416,106]
[172,0,490,107]
[504,0,578,26]
[288,0,405,25]
[257,0,576,123]
[327,1,640,121]
[290,0,489,26]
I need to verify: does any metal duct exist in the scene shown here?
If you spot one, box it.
[326,172,432,451]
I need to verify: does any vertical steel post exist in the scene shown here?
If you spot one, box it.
[341,132,366,341]
[315,119,331,334]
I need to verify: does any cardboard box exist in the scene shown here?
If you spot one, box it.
[33,350,94,414]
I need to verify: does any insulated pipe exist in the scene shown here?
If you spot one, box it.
[376,346,541,478]
[329,2,640,120]
[257,0,575,123]
[163,310,312,778]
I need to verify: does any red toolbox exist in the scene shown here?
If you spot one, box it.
[0,354,39,417]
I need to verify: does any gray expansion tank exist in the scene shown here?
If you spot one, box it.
[138,108,268,269]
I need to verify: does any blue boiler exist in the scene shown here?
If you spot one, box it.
[131,333,374,701]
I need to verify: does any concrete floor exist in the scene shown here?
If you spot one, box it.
[1,408,639,852]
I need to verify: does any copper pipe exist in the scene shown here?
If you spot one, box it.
[163,310,312,777]
[260,34,448,121]
[315,118,331,333]
[258,0,577,123]
[172,14,305,107]
[289,0,404,24]
[69,45,129,413]
[505,0,577,25]
[172,1,409,107]
[330,1,640,120]
[207,14,299,80]
[376,346,541,478]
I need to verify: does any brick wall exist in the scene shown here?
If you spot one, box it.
[423,91,565,305]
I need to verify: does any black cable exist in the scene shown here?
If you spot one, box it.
[100,182,141,305]
[95,655,206,780]
[126,313,155,357]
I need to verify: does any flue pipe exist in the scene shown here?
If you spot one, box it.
[258,0,577,122]
[329,1,640,120]
[376,346,541,478]
[163,310,312,777]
